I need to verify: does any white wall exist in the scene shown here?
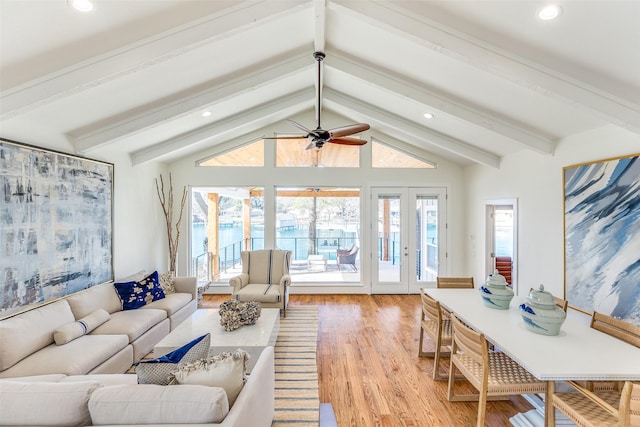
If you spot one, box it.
[465,125,640,298]
[102,150,168,279]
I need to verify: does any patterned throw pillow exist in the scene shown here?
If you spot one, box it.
[114,271,165,310]
[159,271,176,295]
[135,333,211,385]
[169,349,249,406]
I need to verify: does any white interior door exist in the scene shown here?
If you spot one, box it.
[371,187,446,294]
[485,198,518,293]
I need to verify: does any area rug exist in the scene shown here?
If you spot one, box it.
[272,305,320,427]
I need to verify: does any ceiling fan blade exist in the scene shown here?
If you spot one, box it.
[287,120,314,135]
[329,137,368,146]
[305,142,316,150]
[263,135,307,140]
[328,123,370,138]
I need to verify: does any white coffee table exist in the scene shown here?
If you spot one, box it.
[154,308,280,372]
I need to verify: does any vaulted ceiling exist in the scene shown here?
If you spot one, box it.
[1,0,639,169]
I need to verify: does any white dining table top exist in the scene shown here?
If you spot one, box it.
[424,288,640,381]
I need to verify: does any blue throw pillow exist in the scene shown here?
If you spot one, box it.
[135,333,211,385]
[114,271,165,310]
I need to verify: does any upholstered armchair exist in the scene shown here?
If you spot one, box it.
[229,249,292,317]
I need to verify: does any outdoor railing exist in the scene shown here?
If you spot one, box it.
[192,236,436,281]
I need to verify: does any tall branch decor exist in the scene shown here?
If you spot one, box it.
[155,173,188,274]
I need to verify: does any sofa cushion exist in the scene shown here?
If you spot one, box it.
[0,299,75,371]
[88,384,229,425]
[115,270,147,283]
[114,271,165,310]
[135,333,210,385]
[0,374,67,382]
[63,374,139,386]
[0,380,101,426]
[0,334,129,378]
[90,308,166,342]
[54,309,111,345]
[234,283,282,303]
[142,292,192,316]
[169,349,248,406]
[66,282,123,318]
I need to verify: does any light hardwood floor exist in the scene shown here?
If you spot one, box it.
[202,294,533,427]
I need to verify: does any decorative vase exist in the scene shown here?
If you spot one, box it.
[479,270,514,310]
[518,284,567,336]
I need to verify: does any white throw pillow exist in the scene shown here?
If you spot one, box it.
[88,384,229,425]
[0,380,101,426]
[169,349,248,406]
[53,309,111,345]
[159,271,176,294]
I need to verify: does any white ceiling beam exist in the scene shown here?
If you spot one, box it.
[0,0,308,120]
[130,90,313,166]
[313,0,326,53]
[328,51,554,154]
[313,0,327,129]
[74,52,312,154]
[323,88,500,168]
[332,0,640,134]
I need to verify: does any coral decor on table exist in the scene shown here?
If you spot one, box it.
[218,300,262,332]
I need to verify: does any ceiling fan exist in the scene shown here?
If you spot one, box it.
[267,51,370,150]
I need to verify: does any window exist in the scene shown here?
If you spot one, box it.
[276,138,360,167]
[197,141,264,167]
[190,187,264,283]
[275,187,361,282]
[372,140,435,168]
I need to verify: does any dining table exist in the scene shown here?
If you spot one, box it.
[424,288,640,427]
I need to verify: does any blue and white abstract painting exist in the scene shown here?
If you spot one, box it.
[564,154,640,327]
[0,140,113,317]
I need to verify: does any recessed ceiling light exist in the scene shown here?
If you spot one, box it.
[537,4,562,20]
[423,113,434,119]
[201,111,212,117]
[68,0,94,12]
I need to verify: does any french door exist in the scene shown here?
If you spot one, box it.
[371,187,447,294]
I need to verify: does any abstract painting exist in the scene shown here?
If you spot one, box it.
[1,139,113,318]
[564,153,640,326]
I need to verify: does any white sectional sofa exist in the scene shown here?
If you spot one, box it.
[0,346,276,427]
[0,274,197,378]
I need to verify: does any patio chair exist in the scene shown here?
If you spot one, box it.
[337,246,359,271]
[418,289,452,380]
[229,249,291,317]
[447,313,548,427]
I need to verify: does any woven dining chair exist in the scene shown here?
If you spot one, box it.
[436,277,474,319]
[581,312,640,393]
[436,276,475,289]
[418,289,452,380]
[447,313,548,427]
[552,380,640,427]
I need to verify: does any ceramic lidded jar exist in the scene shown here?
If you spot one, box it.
[518,284,567,336]
[479,270,514,310]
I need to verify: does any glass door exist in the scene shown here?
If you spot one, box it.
[371,187,446,294]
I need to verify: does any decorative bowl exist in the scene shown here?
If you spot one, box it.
[479,270,514,310]
[518,284,567,336]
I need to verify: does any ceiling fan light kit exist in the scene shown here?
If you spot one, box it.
[266,51,370,150]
